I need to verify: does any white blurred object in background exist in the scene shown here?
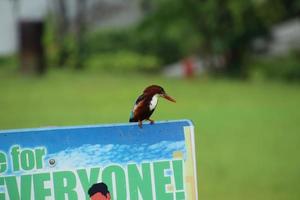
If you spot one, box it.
[0,0,17,55]
[0,0,48,56]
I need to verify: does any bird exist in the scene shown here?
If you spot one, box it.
[129,85,176,128]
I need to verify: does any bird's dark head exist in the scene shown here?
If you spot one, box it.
[143,85,176,103]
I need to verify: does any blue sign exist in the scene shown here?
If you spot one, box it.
[0,120,198,200]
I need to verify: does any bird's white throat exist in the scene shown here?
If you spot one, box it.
[150,94,159,110]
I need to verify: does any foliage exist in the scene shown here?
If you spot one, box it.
[85,30,160,72]
[44,16,78,69]
[133,0,300,74]
[86,29,136,53]
[86,51,160,72]
[0,56,17,68]
[249,51,300,81]
[43,0,300,76]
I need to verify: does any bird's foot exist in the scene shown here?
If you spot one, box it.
[148,119,155,125]
[138,120,143,128]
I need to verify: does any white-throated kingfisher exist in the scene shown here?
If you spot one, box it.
[129,85,176,128]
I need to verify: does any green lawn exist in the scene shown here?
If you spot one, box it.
[1,69,300,200]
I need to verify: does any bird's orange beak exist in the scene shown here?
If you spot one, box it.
[162,94,176,103]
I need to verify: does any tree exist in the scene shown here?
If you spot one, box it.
[55,0,69,67]
[136,0,299,76]
[74,0,87,69]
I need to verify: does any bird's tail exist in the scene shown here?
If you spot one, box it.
[129,118,136,122]
[129,111,137,122]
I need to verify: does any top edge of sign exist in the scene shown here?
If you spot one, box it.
[0,119,194,134]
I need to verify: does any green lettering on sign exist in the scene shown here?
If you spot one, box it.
[0,152,7,173]
[78,168,101,199]
[154,161,173,200]
[102,165,126,200]
[11,146,20,172]
[20,150,35,171]
[5,175,31,200]
[0,177,5,200]
[128,163,153,200]
[172,160,185,199]
[33,173,51,200]
[53,171,78,200]
[34,148,46,169]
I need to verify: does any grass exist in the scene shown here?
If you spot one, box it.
[1,68,300,200]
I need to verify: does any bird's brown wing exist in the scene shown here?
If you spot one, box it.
[134,97,155,121]
[130,94,145,122]
[135,94,144,105]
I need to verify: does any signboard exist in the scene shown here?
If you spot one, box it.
[0,120,198,200]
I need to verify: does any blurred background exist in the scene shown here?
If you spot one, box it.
[1,0,300,199]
